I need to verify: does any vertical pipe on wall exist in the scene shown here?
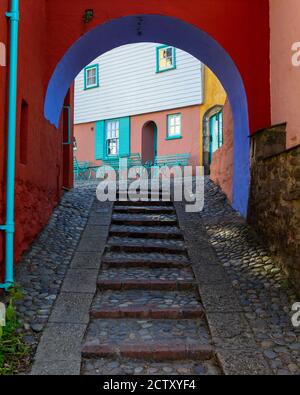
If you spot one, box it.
[0,0,19,290]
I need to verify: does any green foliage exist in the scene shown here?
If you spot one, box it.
[9,284,24,301]
[0,286,29,375]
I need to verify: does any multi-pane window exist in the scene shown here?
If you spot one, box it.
[106,120,119,156]
[84,64,99,89]
[157,46,176,72]
[167,114,181,138]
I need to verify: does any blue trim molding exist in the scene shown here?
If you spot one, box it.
[165,135,182,141]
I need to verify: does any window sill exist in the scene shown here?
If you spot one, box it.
[156,66,176,74]
[84,84,100,91]
[165,135,182,141]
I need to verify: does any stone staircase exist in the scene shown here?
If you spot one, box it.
[81,199,221,375]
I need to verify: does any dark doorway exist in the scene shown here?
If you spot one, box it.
[62,90,73,189]
[142,121,157,166]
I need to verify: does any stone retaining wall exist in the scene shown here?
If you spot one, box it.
[248,124,300,294]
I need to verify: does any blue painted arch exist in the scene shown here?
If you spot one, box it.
[44,14,250,216]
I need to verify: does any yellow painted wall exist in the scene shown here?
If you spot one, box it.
[199,67,227,165]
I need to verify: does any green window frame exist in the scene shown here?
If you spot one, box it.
[84,64,99,90]
[156,45,177,73]
[166,113,182,140]
[95,117,130,161]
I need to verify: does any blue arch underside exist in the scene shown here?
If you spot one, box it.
[44,14,250,217]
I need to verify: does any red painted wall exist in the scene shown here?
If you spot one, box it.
[12,1,60,264]
[45,0,271,134]
[0,1,73,278]
[0,0,9,277]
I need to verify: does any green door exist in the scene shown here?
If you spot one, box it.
[209,111,223,164]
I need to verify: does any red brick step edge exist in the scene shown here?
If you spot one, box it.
[97,279,197,291]
[90,305,204,319]
[82,343,214,361]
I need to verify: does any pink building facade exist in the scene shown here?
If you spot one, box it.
[74,105,201,168]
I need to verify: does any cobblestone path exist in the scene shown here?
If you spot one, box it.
[81,200,221,375]
[199,178,300,375]
[17,179,300,375]
[14,185,95,349]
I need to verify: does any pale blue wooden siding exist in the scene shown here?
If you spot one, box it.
[74,43,203,124]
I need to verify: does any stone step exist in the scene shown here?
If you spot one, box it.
[107,237,186,254]
[98,267,195,283]
[116,192,171,201]
[82,319,213,361]
[109,224,183,239]
[82,343,214,361]
[115,200,173,207]
[114,205,175,214]
[102,252,190,268]
[82,357,221,375]
[90,290,203,318]
[112,213,178,226]
[97,279,197,291]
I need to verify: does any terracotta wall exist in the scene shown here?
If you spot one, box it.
[210,100,234,202]
[131,105,201,167]
[74,122,100,166]
[270,0,300,148]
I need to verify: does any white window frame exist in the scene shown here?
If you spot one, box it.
[167,113,182,138]
[106,120,120,157]
[84,64,99,90]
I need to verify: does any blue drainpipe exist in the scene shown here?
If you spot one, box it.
[0,0,19,290]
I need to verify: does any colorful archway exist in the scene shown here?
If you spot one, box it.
[44,14,250,216]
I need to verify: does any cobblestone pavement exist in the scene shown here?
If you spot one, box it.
[13,184,95,371]
[199,178,300,375]
[12,179,300,375]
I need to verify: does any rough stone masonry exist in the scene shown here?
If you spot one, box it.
[248,123,300,295]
